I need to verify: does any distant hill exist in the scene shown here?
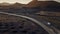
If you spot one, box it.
[0,2,11,6]
[0,0,60,13]
[9,2,25,8]
[25,0,60,11]
[0,2,25,9]
[25,0,60,8]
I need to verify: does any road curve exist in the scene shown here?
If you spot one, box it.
[0,12,56,34]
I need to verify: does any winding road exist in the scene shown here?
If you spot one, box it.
[0,12,60,34]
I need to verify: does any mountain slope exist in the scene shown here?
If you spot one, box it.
[25,0,60,8]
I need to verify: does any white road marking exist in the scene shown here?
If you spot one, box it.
[0,12,57,34]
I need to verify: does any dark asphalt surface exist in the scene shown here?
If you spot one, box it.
[0,11,59,34]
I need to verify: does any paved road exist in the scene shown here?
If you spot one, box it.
[23,14,60,34]
[0,12,59,34]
